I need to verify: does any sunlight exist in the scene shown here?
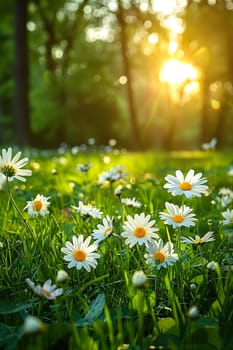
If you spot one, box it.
[159,59,198,85]
[152,0,187,16]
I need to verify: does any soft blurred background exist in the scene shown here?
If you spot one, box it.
[1,0,233,150]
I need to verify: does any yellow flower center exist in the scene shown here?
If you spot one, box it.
[193,238,204,245]
[2,164,16,177]
[73,249,87,261]
[33,200,43,211]
[230,217,233,223]
[133,226,147,238]
[153,251,166,263]
[173,215,184,223]
[103,227,111,237]
[179,182,192,191]
[42,289,51,298]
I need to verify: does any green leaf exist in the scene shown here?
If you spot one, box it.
[223,229,233,235]
[61,223,74,235]
[189,317,221,350]
[0,323,18,350]
[0,302,32,315]
[157,317,177,334]
[191,274,203,285]
[209,300,222,318]
[77,293,105,326]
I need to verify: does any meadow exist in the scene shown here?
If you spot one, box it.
[0,145,233,350]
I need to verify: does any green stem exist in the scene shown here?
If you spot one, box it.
[6,179,35,240]
[137,289,144,347]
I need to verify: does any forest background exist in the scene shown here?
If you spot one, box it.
[1,0,233,151]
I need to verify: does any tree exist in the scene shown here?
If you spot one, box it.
[183,0,233,148]
[13,0,31,146]
[0,2,14,145]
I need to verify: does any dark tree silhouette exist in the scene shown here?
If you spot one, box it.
[13,0,31,146]
[116,1,141,150]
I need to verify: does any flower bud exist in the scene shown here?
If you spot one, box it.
[190,283,196,290]
[207,261,218,271]
[56,270,69,283]
[188,306,199,320]
[114,185,123,197]
[23,315,45,334]
[132,270,147,289]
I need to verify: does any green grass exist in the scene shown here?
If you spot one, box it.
[0,148,233,350]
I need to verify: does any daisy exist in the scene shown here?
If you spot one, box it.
[76,163,92,173]
[221,209,233,225]
[98,170,112,184]
[61,235,100,272]
[121,197,142,208]
[144,239,178,270]
[201,137,217,151]
[72,201,102,219]
[98,165,127,184]
[26,278,63,300]
[181,231,215,245]
[164,169,208,198]
[121,213,159,248]
[159,202,197,229]
[24,194,51,217]
[216,188,233,207]
[92,215,113,243]
[110,165,128,181]
[0,147,32,182]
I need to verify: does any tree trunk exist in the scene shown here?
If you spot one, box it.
[117,2,141,150]
[200,73,211,145]
[13,0,30,146]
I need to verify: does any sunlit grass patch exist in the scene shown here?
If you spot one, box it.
[0,147,232,349]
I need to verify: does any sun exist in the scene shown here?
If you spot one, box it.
[159,59,198,85]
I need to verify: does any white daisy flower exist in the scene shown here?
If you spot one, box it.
[159,202,197,228]
[121,213,160,248]
[110,165,128,181]
[121,197,142,208]
[26,278,63,300]
[98,170,112,184]
[0,147,32,182]
[201,137,217,151]
[24,194,51,217]
[72,201,102,219]
[98,165,127,184]
[218,188,233,197]
[181,231,215,245]
[76,163,92,173]
[221,209,233,225]
[216,188,233,207]
[61,235,100,272]
[144,239,178,270]
[164,169,208,198]
[92,215,113,243]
